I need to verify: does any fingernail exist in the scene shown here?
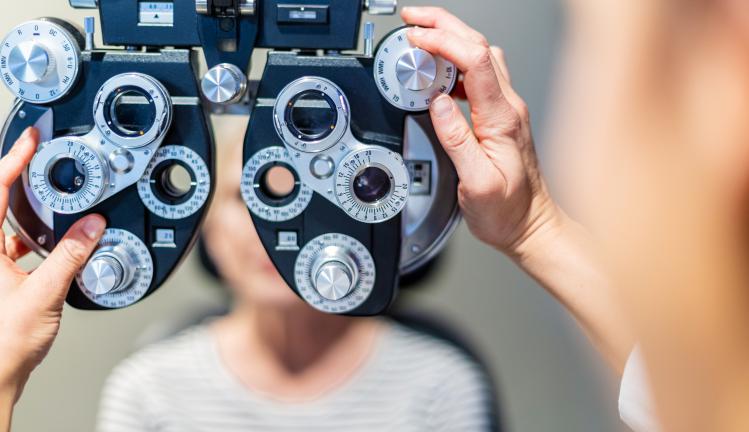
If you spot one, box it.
[82,216,106,241]
[431,95,454,118]
[409,27,426,38]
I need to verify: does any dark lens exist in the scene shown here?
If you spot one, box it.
[353,167,392,204]
[49,157,86,194]
[287,91,337,141]
[109,88,156,137]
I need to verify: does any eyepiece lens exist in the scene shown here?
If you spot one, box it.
[287,91,338,142]
[353,166,392,204]
[108,88,156,137]
[49,157,86,194]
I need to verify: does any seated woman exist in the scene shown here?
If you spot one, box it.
[95,119,495,432]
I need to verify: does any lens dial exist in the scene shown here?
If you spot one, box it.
[273,77,349,153]
[75,228,154,309]
[138,145,211,220]
[242,146,313,222]
[335,147,410,223]
[374,26,458,112]
[294,233,375,314]
[93,73,172,149]
[28,137,106,214]
[0,20,82,104]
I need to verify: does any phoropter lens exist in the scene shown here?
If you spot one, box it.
[106,87,157,137]
[286,90,338,142]
[353,166,392,204]
[49,157,86,194]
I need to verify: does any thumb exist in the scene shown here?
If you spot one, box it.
[429,95,492,189]
[29,215,107,301]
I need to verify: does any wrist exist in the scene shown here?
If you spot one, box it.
[505,196,570,265]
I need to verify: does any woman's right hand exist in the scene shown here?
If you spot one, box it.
[0,128,106,413]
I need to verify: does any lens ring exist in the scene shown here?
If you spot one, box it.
[149,160,196,206]
[284,90,338,143]
[47,156,87,194]
[351,164,394,206]
[103,86,157,138]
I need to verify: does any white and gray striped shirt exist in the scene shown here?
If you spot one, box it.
[96,321,493,432]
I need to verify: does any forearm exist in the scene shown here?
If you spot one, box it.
[511,210,634,374]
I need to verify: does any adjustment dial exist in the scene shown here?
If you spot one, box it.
[76,228,154,308]
[335,147,410,223]
[28,137,107,214]
[294,233,375,314]
[201,63,248,105]
[0,19,82,104]
[374,27,457,111]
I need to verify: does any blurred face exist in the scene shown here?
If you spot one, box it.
[202,121,306,309]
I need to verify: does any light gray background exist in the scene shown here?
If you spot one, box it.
[1,1,623,431]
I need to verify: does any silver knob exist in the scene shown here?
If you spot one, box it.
[81,247,135,295]
[8,41,54,84]
[201,63,248,105]
[311,247,359,301]
[69,0,98,9]
[395,48,437,91]
[366,0,398,15]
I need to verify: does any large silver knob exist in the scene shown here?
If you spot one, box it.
[201,63,248,105]
[366,0,398,15]
[81,246,135,295]
[395,48,437,91]
[8,41,54,84]
[311,247,359,301]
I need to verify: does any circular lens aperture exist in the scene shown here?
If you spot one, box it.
[107,87,157,137]
[353,166,392,204]
[286,90,338,142]
[49,157,86,194]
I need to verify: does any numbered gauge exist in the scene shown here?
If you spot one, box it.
[241,146,313,222]
[28,137,107,214]
[294,233,376,314]
[76,228,154,309]
[0,19,82,104]
[374,26,458,112]
[335,147,410,223]
[138,145,210,220]
[273,77,350,153]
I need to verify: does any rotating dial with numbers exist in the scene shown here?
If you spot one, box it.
[335,147,410,223]
[294,233,376,314]
[374,26,458,112]
[0,19,82,104]
[241,146,313,222]
[28,137,106,214]
[75,228,154,309]
[138,145,211,220]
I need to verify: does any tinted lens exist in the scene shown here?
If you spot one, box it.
[287,91,337,141]
[353,166,392,204]
[49,157,86,194]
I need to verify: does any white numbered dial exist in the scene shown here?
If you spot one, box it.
[76,228,154,309]
[0,20,81,104]
[335,147,410,223]
[374,26,458,111]
[242,146,313,222]
[138,145,211,220]
[294,233,376,314]
[28,137,106,214]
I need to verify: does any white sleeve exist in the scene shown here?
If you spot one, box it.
[619,348,661,432]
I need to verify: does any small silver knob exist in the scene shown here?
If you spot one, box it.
[201,63,248,105]
[395,48,437,91]
[8,42,53,84]
[311,246,359,301]
[69,0,98,9]
[366,0,398,15]
[81,247,135,295]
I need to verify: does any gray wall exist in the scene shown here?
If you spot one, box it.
[2,1,622,431]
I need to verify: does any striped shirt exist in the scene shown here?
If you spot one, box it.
[96,321,493,432]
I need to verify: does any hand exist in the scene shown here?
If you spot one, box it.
[402,7,563,257]
[0,128,106,405]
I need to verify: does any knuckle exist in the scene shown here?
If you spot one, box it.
[516,101,531,123]
[443,124,473,150]
[58,237,89,267]
[472,48,495,72]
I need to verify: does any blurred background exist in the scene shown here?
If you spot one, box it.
[1,0,623,431]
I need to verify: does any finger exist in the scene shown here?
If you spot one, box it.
[490,46,511,84]
[6,235,31,261]
[0,127,39,187]
[408,28,516,128]
[401,7,489,47]
[429,95,500,190]
[28,215,106,302]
